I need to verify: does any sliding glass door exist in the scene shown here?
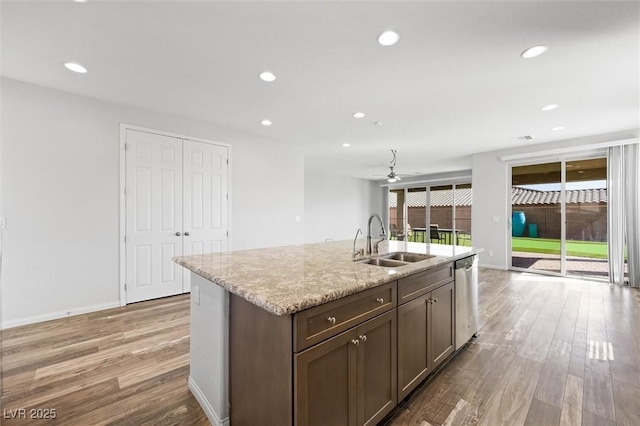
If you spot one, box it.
[388,183,472,246]
[511,162,562,274]
[510,157,608,279]
[565,158,608,278]
[388,189,406,240]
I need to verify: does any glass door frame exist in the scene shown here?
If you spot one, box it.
[508,152,607,278]
[386,179,472,245]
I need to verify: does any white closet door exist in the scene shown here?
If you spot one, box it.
[125,130,184,303]
[182,140,229,292]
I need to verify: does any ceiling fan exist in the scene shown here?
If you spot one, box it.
[386,149,402,183]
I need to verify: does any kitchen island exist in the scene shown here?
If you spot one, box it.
[174,239,481,426]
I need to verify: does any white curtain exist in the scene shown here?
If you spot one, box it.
[624,144,640,287]
[608,144,640,287]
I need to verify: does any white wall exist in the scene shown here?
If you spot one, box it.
[303,169,382,243]
[472,130,639,269]
[1,78,304,327]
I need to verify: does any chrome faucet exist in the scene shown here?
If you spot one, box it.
[352,228,364,258]
[366,214,386,255]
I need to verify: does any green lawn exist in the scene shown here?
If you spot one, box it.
[512,237,608,259]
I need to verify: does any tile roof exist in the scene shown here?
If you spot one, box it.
[389,187,606,208]
[512,187,607,205]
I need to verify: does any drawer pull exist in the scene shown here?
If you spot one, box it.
[351,339,360,346]
[327,316,336,324]
[359,334,367,342]
[376,297,384,304]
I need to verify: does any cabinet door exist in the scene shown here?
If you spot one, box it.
[295,329,358,426]
[356,310,397,426]
[397,294,430,401]
[430,281,455,369]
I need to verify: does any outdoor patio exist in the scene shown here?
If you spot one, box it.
[511,251,612,279]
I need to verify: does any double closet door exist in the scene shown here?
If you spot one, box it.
[125,129,228,303]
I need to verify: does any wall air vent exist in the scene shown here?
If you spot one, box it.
[508,135,534,143]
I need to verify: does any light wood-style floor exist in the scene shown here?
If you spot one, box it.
[1,269,639,425]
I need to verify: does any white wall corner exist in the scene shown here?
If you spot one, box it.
[188,377,230,426]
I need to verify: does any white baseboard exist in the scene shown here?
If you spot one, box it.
[1,301,121,330]
[479,263,508,270]
[189,376,229,426]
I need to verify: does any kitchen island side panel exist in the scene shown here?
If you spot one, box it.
[189,273,230,424]
[230,293,293,426]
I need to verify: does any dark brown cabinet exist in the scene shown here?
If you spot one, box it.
[397,271,455,400]
[229,261,459,426]
[429,281,455,368]
[295,310,397,426]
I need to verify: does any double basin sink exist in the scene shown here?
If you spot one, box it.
[358,252,435,268]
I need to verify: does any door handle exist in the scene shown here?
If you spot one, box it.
[175,232,181,236]
[184,232,190,236]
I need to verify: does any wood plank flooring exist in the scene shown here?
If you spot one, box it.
[382,269,640,426]
[1,269,639,425]
[0,295,208,425]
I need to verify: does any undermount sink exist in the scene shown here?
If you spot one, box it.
[382,252,436,262]
[360,258,411,267]
[358,252,436,267]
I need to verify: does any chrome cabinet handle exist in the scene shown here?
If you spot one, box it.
[359,334,367,342]
[352,339,360,346]
[175,232,181,236]
[427,299,433,304]
[327,316,336,324]
[376,298,384,304]
[433,298,438,303]
[184,232,190,236]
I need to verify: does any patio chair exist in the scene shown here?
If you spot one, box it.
[457,231,471,246]
[430,225,445,244]
[391,224,405,241]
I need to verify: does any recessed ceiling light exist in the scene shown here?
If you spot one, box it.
[260,119,272,126]
[259,71,276,82]
[73,0,89,3]
[353,112,366,118]
[521,45,548,59]
[541,104,559,111]
[378,30,400,46]
[552,126,566,131]
[342,143,351,147]
[63,62,87,73]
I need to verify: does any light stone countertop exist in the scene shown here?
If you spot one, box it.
[174,239,482,316]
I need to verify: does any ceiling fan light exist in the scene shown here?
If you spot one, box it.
[387,177,397,183]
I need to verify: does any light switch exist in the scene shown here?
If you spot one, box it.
[193,285,200,305]
[492,216,500,222]
[295,216,301,223]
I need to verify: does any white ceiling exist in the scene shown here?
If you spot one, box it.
[3,0,639,180]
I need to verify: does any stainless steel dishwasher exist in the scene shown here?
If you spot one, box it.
[455,255,478,350]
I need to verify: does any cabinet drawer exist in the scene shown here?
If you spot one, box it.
[294,282,396,352]
[398,263,453,304]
